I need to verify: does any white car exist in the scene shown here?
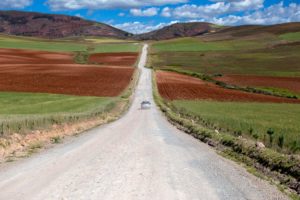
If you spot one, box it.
[141,101,151,110]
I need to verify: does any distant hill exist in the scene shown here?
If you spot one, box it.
[0,10,132,39]
[1,10,299,41]
[200,23,300,40]
[134,22,220,40]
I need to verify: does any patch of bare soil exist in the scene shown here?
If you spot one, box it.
[157,71,300,103]
[89,52,139,66]
[0,64,134,97]
[0,48,75,64]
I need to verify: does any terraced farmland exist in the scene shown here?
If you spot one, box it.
[0,35,140,136]
[152,30,300,154]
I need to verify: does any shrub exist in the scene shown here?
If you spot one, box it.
[252,133,259,140]
[267,128,275,146]
[290,141,300,153]
[278,134,284,149]
[249,127,254,135]
[234,130,242,136]
[221,135,235,147]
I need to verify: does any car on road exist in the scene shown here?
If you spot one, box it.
[141,101,151,110]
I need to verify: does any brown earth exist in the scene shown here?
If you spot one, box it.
[89,52,138,66]
[215,75,300,93]
[0,64,134,97]
[156,71,300,103]
[0,48,75,64]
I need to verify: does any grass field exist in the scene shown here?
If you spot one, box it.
[150,37,300,77]
[0,92,112,115]
[152,37,266,52]
[0,92,116,135]
[0,35,140,53]
[279,31,300,41]
[171,100,300,152]
[0,92,117,136]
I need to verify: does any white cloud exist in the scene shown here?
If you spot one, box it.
[211,2,300,25]
[46,0,187,11]
[114,2,300,34]
[161,0,264,19]
[130,7,159,17]
[0,0,32,9]
[118,12,125,17]
[161,7,172,17]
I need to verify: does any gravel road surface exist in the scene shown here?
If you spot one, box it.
[0,45,288,200]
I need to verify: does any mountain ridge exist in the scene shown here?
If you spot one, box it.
[1,10,300,40]
[0,10,132,39]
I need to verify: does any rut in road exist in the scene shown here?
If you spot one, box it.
[0,45,288,200]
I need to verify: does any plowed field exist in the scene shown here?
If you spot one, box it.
[89,52,138,66]
[0,48,74,64]
[0,64,134,97]
[215,75,300,93]
[156,71,300,103]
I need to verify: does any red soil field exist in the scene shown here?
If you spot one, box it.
[0,64,134,97]
[215,75,300,93]
[156,71,300,103]
[0,48,75,64]
[89,52,138,66]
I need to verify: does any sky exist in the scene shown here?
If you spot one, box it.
[0,0,300,34]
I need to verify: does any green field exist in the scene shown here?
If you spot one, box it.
[150,37,300,77]
[172,100,300,152]
[0,35,140,52]
[0,92,112,115]
[152,37,268,52]
[279,32,300,41]
[0,92,116,135]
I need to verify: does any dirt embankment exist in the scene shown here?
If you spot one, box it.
[156,71,300,103]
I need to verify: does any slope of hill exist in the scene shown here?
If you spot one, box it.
[200,22,300,40]
[134,22,220,40]
[0,11,132,39]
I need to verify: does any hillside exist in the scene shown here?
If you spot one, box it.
[200,22,300,40]
[134,22,220,40]
[0,10,131,39]
[1,10,299,41]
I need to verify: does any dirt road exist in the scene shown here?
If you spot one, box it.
[0,45,288,200]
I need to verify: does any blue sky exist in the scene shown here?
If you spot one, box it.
[1,0,300,33]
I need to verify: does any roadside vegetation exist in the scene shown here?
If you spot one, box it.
[171,100,300,153]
